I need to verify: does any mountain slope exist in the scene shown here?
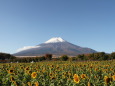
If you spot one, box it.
[14,37,97,56]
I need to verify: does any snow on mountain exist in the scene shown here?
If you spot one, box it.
[45,37,66,43]
[17,46,40,52]
[16,37,65,52]
[14,37,97,56]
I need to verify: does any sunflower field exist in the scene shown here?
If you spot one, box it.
[0,60,115,86]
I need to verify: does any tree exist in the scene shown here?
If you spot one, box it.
[45,54,52,60]
[110,52,115,59]
[76,54,85,60]
[39,56,46,61]
[0,53,16,60]
[98,52,109,60]
[60,55,69,61]
[69,57,76,61]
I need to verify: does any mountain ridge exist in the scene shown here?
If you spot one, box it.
[14,37,97,56]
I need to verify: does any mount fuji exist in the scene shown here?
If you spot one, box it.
[14,37,97,56]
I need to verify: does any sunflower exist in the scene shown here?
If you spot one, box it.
[73,74,80,84]
[27,82,31,86]
[35,81,39,86]
[112,75,115,81]
[31,72,37,78]
[10,76,15,82]
[104,76,111,84]
[27,70,32,75]
[50,77,55,80]
[49,73,52,76]
[25,67,30,71]
[81,74,86,79]
[13,81,18,86]
[8,69,14,74]
[88,82,90,86]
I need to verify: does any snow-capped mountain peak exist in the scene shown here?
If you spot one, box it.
[45,37,66,43]
[14,37,97,56]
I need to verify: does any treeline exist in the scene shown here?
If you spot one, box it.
[0,52,16,63]
[11,54,52,62]
[76,52,115,61]
[0,53,16,60]
[10,52,115,63]
[1,52,115,63]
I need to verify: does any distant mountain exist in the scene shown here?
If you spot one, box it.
[13,37,97,56]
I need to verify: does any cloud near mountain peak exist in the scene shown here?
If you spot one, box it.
[17,46,40,52]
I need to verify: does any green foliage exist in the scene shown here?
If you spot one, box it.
[39,56,46,61]
[110,52,115,59]
[76,54,85,60]
[7,52,115,63]
[0,60,115,85]
[69,57,76,61]
[11,56,46,63]
[0,53,16,60]
[60,55,69,61]
[76,52,111,61]
[45,54,52,60]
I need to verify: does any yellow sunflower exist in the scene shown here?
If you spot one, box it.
[73,74,80,84]
[13,81,18,86]
[27,82,31,86]
[88,82,90,86]
[8,69,14,74]
[31,72,37,78]
[35,81,39,86]
[81,74,86,79]
[25,67,30,71]
[112,75,115,81]
[50,77,55,80]
[10,76,15,82]
[104,76,111,84]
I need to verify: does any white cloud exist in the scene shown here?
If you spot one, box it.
[17,46,40,52]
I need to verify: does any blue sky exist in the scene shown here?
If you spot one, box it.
[0,0,115,54]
